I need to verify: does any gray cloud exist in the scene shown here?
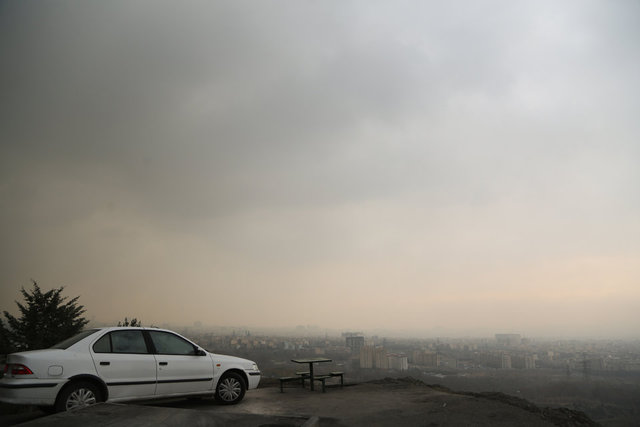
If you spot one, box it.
[1,1,638,336]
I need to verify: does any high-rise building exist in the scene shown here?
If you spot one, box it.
[525,355,536,369]
[360,345,390,369]
[388,353,408,371]
[411,350,440,367]
[346,336,365,354]
[501,353,512,369]
[359,345,375,369]
[495,334,521,346]
[374,347,389,369]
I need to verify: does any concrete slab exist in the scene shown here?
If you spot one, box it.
[18,403,312,427]
[8,379,596,426]
[148,380,557,426]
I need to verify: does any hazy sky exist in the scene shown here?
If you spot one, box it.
[1,1,638,338]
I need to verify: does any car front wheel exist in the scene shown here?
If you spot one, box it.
[55,381,101,412]
[215,372,246,405]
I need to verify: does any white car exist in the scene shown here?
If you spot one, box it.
[0,327,261,412]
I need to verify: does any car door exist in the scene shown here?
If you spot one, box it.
[91,330,157,399]
[147,330,214,396]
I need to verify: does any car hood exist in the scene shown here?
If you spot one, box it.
[212,353,257,370]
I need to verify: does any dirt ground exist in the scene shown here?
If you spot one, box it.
[149,378,597,426]
[3,378,599,426]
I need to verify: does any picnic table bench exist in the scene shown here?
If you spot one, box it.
[279,371,344,392]
[279,375,305,392]
[308,372,344,392]
[279,358,344,392]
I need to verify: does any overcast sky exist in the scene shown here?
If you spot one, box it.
[1,1,638,338]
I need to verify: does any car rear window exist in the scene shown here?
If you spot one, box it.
[111,330,148,354]
[92,330,150,354]
[50,329,101,349]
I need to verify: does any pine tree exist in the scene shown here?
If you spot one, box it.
[0,281,89,354]
[118,317,141,327]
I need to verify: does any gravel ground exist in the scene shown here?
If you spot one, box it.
[149,377,597,426]
[2,378,599,426]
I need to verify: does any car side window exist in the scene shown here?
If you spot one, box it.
[93,334,111,353]
[110,331,149,354]
[149,331,197,355]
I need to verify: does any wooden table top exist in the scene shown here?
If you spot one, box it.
[291,358,332,364]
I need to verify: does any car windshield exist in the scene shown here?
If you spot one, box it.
[50,329,101,349]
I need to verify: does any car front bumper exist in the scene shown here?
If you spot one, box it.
[246,370,261,389]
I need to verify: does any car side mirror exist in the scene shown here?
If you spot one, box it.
[196,349,207,356]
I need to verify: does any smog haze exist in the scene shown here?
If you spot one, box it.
[1,1,638,338]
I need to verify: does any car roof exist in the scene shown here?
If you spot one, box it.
[96,326,174,332]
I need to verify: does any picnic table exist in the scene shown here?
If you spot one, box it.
[291,357,332,391]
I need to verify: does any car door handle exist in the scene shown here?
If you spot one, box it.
[159,362,168,366]
[100,362,110,366]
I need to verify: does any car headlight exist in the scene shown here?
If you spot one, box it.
[251,363,259,371]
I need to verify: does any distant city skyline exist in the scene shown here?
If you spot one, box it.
[82,318,636,341]
[1,1,638,339]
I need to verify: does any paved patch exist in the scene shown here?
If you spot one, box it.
[19,403,313,427]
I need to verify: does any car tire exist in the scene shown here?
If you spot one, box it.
[214,372,246,405]
[55,380,101,412]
